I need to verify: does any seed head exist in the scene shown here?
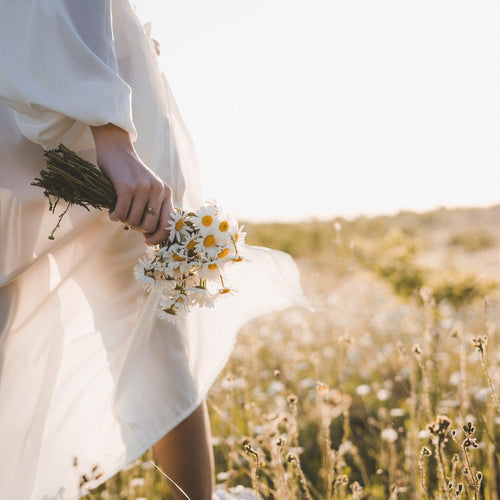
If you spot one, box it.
[413,344,422,355]
[420,446,432,457]
[472,336,488,353]
[463,437,478,449]
[316,381,329,398]
[427,415,452,438]
[463,422,475,436]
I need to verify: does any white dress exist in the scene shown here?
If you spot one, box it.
[0,1,305,499]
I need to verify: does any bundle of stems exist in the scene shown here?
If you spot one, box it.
[32,144,117,239]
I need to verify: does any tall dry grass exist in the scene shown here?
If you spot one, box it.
[82,205,500,499]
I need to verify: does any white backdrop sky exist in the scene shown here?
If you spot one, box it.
[134,0,500,222]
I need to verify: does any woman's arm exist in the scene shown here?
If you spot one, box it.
[91,124,174,245]
[0,1,175,244]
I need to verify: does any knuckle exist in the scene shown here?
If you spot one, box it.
[151,180,164,197]
[163,183,173,198]
[136,179,151,194]
[116,180,134,194]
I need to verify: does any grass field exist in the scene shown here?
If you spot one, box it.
[83,205,500,499]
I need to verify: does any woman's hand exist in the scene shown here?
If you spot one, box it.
[90,123,173,245]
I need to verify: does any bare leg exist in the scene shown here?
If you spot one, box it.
[153,401,215,500]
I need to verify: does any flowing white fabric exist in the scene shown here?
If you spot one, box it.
[0,1,306,499]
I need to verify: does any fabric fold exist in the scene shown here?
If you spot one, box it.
[0,0,136,150]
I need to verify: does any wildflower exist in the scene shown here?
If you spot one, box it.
[217,246,232,259]
[134,257,156,291]
[193,204,219,233]
[376,388,391,401]
[186,287,216,308]
[199,260,223,281]
[381,428,398,443]
[195,232,223,259]
[229,224,246,247]
[356,384,371,397]
[216,471,230,481]
[130,477,146,488]
[390,408,406,418]
[165,209,190,243]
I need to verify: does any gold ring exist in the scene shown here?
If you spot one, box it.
[146,207,159,216]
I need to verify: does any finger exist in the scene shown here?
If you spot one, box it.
[124,189,149,228]
[141,206,161,234]
[144,196,175,246]
[138,182,164,233]
[109,193,133,222]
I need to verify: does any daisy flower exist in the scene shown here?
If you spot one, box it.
[194,232,224,259]
[213,211,238,237]
[158,303,186,324]
[183,235,200,258]
[162,244,190,273]
[134,256,156,291]
[228,225,246,251]
[165,210,191,243]
[216,246,233,260]
[199,260,224,281]
[193,204,218,234]
[185,286,216,309]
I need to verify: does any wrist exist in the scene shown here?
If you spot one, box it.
[90,123,135,158]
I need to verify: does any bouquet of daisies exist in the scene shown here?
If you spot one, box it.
[32,144,245,322]
[135,204,245,322]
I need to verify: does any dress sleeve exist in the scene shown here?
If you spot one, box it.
[0,0,137,149]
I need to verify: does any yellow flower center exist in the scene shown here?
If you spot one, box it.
[173,253,185,261]
[208,263,218,270]
[219,221,229,232]
[234,233,239,242]
[187,240,197,250]
[220,288,231,294]
[175,219,184,231]
[232,256,243,262]
[202,215,213,227]
[218,248,229,259]
[204,235,216,247]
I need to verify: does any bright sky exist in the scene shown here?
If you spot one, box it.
[134,0,500,222]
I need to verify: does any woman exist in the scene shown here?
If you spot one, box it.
[0,1,305,499]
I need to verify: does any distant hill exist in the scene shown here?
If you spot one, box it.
[246,205,500,307]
